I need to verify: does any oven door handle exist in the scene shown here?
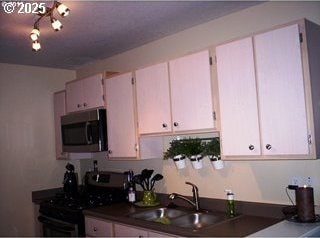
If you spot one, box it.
[38,216,75,232]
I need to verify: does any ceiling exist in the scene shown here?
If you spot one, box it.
[0,1,262,70]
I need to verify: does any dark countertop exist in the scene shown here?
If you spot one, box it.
[32,188,284,236]
[83,203,282,237]
[32,187,63,204]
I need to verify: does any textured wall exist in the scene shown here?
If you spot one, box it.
[0,63,75,236]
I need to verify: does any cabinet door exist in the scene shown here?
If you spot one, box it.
[85,216,113,237]
[136,62,172,134]
[216,37,261,156]
[114,223,148,237]
[104,73,137,158]
[53,91,68,159]
[254,24,309,155]
[169,50,214,131]
[82,74,104,110]
[66,79,83,113]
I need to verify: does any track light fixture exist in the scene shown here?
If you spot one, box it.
[30,1,70,52]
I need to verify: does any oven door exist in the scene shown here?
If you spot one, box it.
[38,215,79,237]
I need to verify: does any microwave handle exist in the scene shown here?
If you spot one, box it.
[85,122,93,145]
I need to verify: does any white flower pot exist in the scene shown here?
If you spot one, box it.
[190,155,203,170]
[210,156,224,170]
[173,155,186,170]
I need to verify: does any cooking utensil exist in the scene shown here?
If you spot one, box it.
[145,169,154,190]
[151,174,163,190]
[141,169,154,190]
[133,174,146,190]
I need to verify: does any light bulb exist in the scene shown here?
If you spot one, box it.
[51,18,63,31]
[57,3,70,17]
[32,41,41,51]
[30,28,40,41]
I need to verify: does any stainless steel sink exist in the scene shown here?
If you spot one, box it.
[170,212,225,229]
[129,207,188,223]
[129,208,227,229]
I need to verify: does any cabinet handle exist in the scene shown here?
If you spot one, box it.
[77,104,81,108]
[266,144,272,150]
[83,102,87,107]
[162,123,167,128]
[173,122,179,127]
[108,150,112,154]
[93,226,97,232]
[248,145,254,150]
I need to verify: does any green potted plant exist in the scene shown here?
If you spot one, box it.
[163,139,187,169]
[183,138,204,169]
[203,138,224,170]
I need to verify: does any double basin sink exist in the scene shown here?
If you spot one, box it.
[129,207,227,230]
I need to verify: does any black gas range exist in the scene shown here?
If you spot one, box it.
[38,171,127,237]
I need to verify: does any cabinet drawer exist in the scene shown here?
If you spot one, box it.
[114,223,148,237]
[85,216,113,237]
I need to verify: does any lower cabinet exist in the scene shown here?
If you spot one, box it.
[113,223,148,237]
[85,216,175,237]
[85,216,113,237]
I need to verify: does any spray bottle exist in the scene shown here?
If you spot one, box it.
[225,189,236,218]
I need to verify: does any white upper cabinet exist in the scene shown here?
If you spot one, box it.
[216,37,261,156]
[254,24,308,155]
[216,20,320,159]
[169,50,215,132]
[135,50,215,135]
[66,74,104,113]
[135,62,172,134]
[104,73,137,158]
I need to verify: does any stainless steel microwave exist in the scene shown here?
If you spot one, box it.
[61,109,107,152]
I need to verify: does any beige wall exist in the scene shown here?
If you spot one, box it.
[77,1,320,206]
[0,63,75,236]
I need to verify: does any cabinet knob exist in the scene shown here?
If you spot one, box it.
[93,227,97,232]
[77,104,81,108]
[266,144,272,150]
[248,145,254,150]
[162,123,167,128]
[173,122,179,127]
[108,150,112,154]
[83,102,87,107]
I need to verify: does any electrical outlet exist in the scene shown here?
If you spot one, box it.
[291,176,301,186]
[305,176,313,187]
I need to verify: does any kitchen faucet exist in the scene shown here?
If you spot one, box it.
[169,181,200,211]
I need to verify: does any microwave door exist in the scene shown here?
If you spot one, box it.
[62,122,88,146]
[61,109,107,152]
[61,120,103,152]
